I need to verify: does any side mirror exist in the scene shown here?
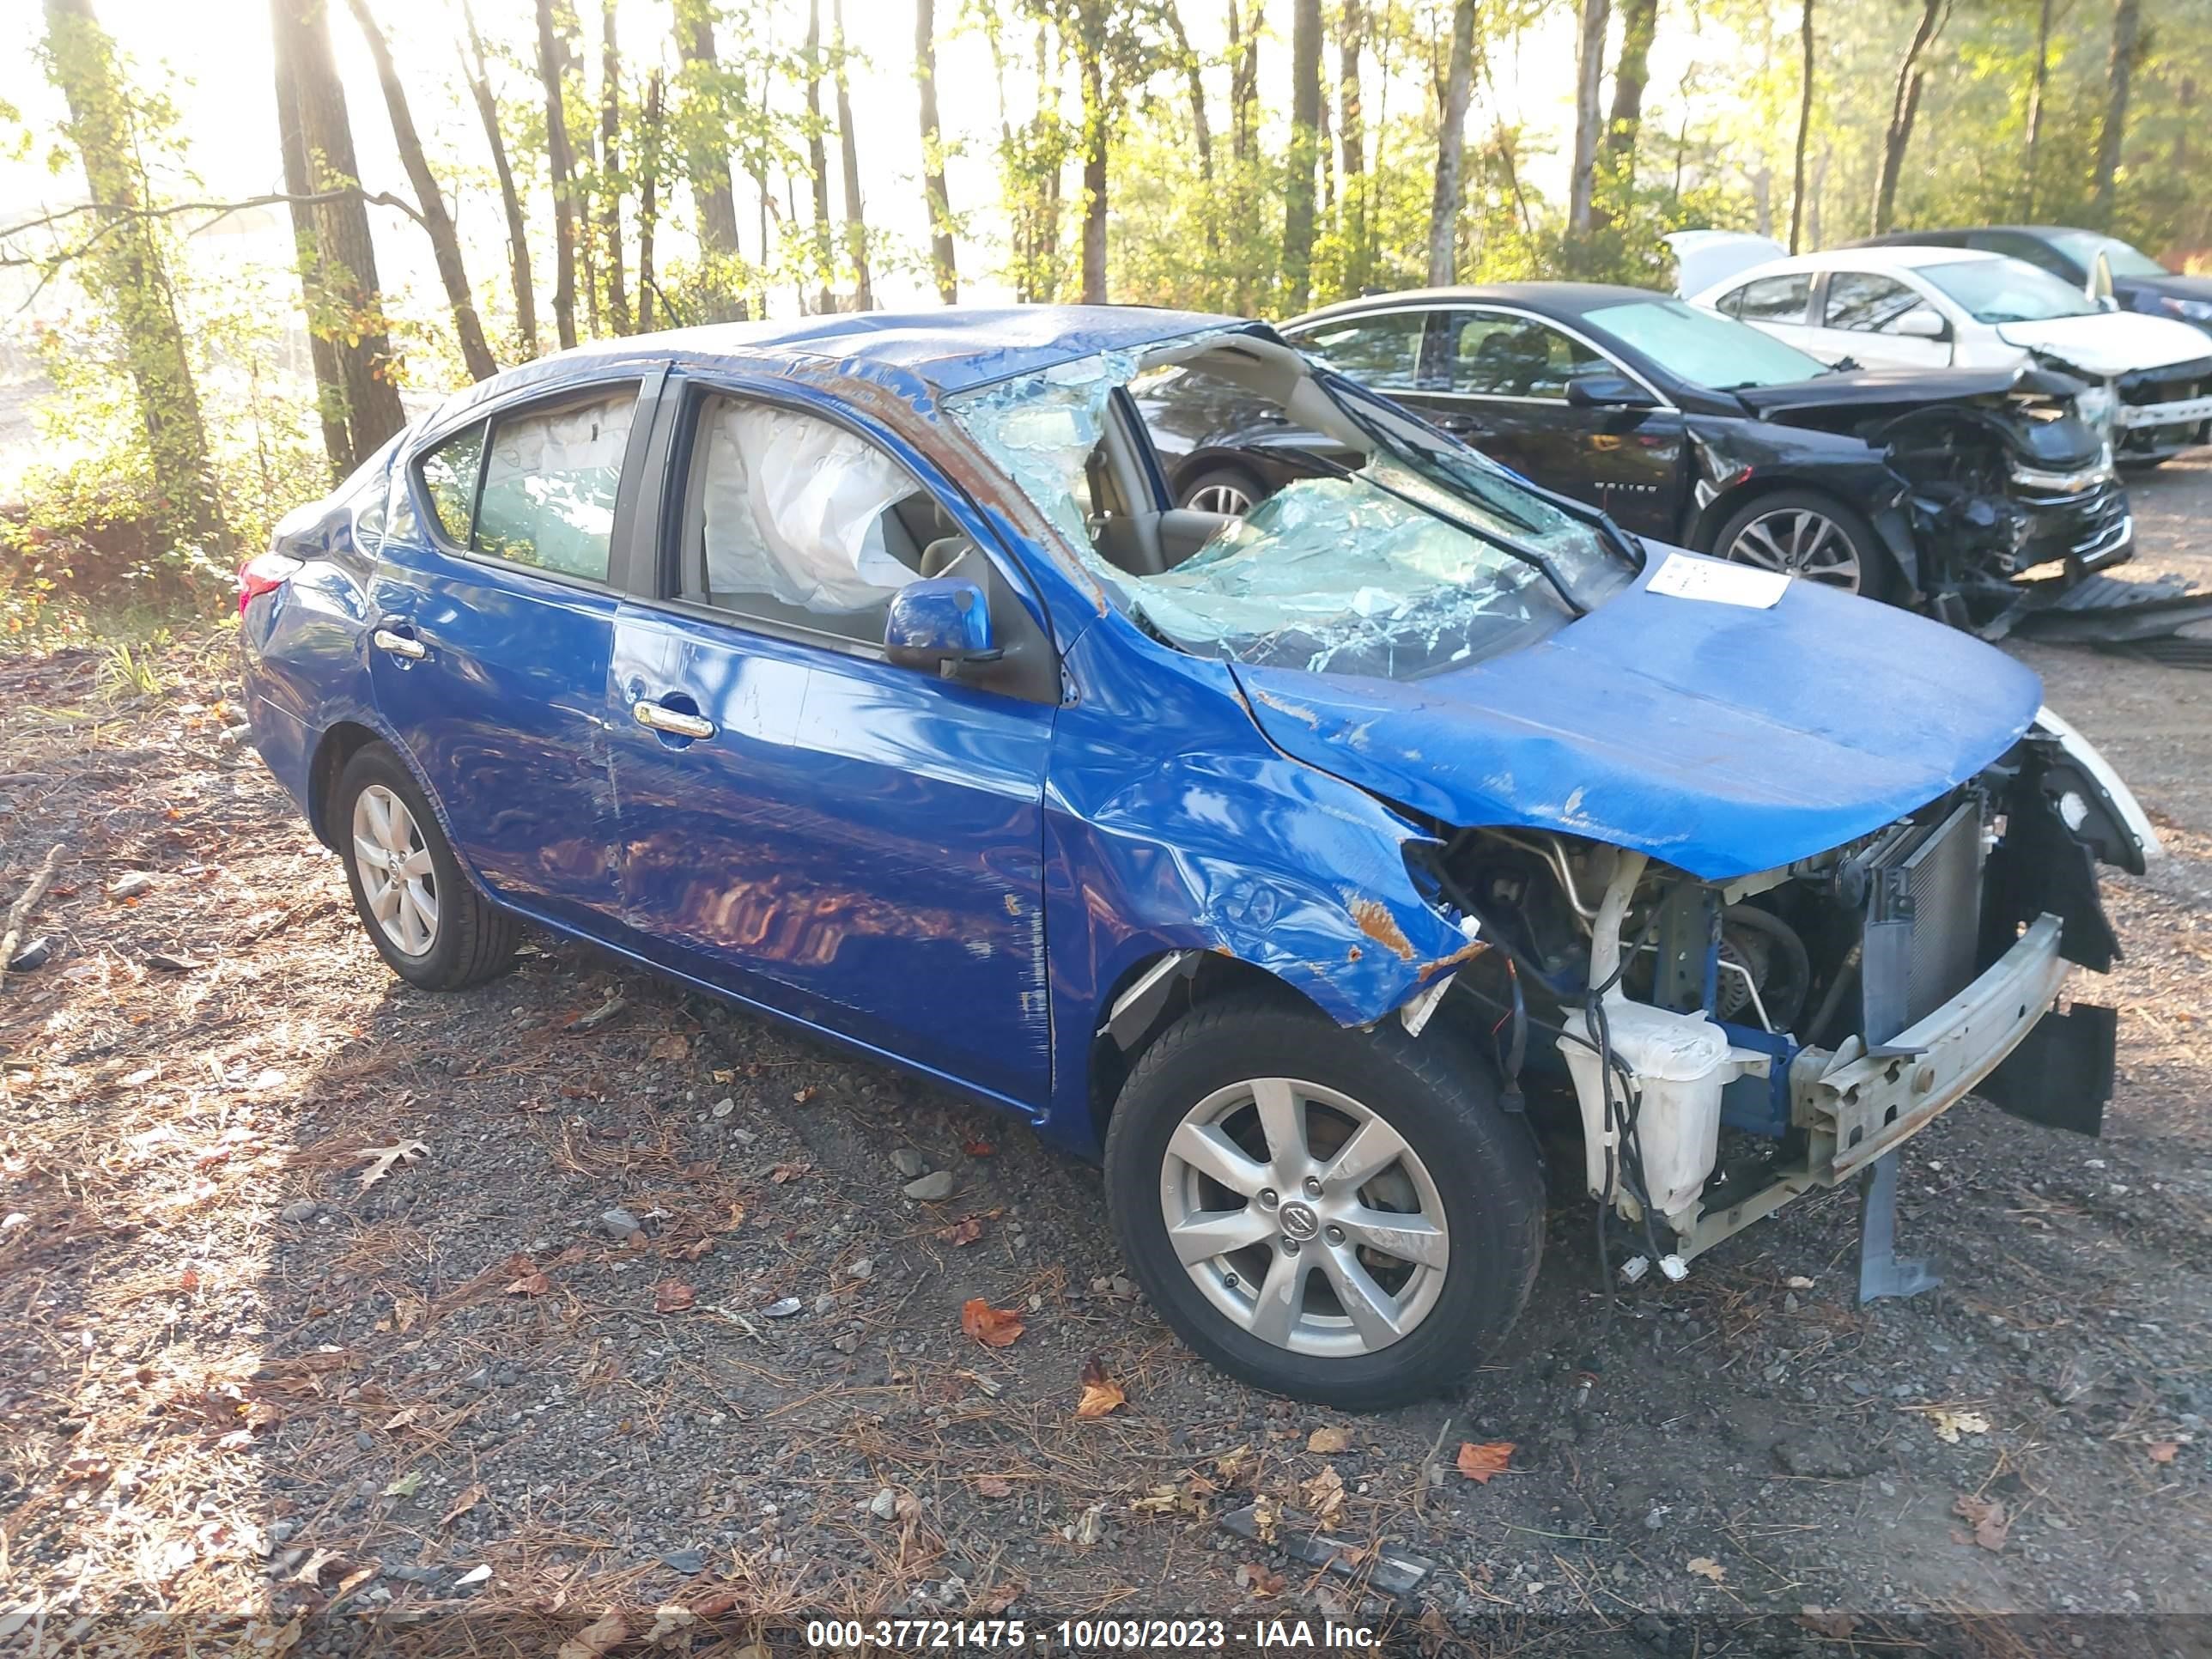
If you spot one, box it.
[1893,306,1948,340]
[883,577,1000,673]
[1565,373,1659,410]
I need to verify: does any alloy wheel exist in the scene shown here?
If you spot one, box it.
[351,784,439,956]
[1158,1077,1449,1357]
[1722,507,1863,592]
[1187,480,1255,515]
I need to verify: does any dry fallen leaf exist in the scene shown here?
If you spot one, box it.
[769,1161,811,1184]
[556,1610,630,1659]
[975,1475,1014,1498]
[1931,1410,1992,1443]
[1953,1492,2010,1552]
[2148,1441,2180,1463]
[356,1139,428,1192]
[937,1215,986,1247]
[1301,1463,1346,1525]
[1456,1440,1516,1483]
[653,1279,697,1315]
[1075,1356,1126,1418]
[501,1253,550,1297]
[961,1297,1025,1347]
[963,1136,995,1157]
[1687,1556,1727,1582]
[648,1033,690,1061]
[1237,1560,1285,1596]
[1307,1425,1352,1455]
[441,1482,488,1527]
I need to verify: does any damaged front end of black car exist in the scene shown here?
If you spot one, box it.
[1720,367,2130,632]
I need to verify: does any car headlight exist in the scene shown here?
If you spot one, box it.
[2159,296,2212,324]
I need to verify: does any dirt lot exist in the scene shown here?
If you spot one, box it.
[3,459,2209,1657]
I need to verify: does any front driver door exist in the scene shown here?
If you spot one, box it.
[606,381,1057,1109]
[1414,308,1684,538]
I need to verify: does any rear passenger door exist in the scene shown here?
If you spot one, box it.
[369,373,660,934]
[605,379,1059,1108]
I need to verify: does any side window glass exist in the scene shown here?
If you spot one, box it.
[686,397,941,647]
[1734,275,1812,323]
[1289,313,1427,390]
[1823,273,1923,332]
[419,423,483,544]
[472,386,636,580]
[1451,315,1607,399]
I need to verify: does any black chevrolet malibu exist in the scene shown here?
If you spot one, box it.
[1133,283,2129,621]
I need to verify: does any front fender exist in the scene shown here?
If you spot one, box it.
[1040,624,1474,1149]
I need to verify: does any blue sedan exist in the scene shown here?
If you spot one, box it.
[240,307,2142,1407]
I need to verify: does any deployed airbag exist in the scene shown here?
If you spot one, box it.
[701,404,918,614]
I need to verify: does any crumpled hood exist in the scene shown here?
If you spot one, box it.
[1231,552,2043,882]
[1995,312,2212,377]
[1730,366,2027,419]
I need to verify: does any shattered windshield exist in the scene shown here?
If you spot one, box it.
[947,335,1634,680]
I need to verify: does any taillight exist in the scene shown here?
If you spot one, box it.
[238,551,304,616]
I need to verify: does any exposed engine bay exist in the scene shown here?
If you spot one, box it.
[1408,714,2149,1277]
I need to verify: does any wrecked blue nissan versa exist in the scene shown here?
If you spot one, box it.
[240,308,2155,1408]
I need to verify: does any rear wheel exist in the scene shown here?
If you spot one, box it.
[1104,994,1543,1409]
[1711,489,1892,601]
[335,742,520,991]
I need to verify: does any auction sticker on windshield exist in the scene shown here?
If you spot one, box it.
[1644,551,1790,609]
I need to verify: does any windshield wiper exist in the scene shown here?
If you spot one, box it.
[1218,443,1589,618]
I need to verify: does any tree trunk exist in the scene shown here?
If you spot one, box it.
[1872,0,1943,235]
[1789,0,1814,253]
[825,0,870,310]
[1282,0,1322,313]
[270,0,406,466]
[345,0,497,380]
[1591,0,1656,230]
[915,0,959,302]
[462,0,536,356]
[271,4,351,467]
[1339,0,1365,290]
[533,0,578,348]
[599,0,629,334]
[804,0,835,313]
[1228,1,1258,166]
[2022,0,2051,217]
[674,6,741,266]
[2091,0,2140,228]
[1566,0,1611,232]
[42,0,226,547]
[637,68,661,332]
[1075,5,1109,306]
[1425,0,1477,286]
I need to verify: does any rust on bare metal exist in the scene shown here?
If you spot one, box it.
[1416,938,1491,982]
[1344,896,1417,962]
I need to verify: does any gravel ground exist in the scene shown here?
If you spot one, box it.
[2,458,2209,1657]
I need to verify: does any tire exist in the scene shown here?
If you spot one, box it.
[1103,993,1544,1410]
[1176,465,1268,517]
[1710,489,1893,602]
[335,740,520,991]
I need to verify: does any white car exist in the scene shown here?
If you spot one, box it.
[1673,237,2212,464]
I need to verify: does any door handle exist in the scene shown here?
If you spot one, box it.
[371,627,426,661]
[632,701,716,740]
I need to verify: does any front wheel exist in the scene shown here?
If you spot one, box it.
[1103,994,1543,1410]
[1711,489,1892,601]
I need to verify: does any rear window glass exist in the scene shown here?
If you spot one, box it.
[419,425,483,544]
[473,388,637,580]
